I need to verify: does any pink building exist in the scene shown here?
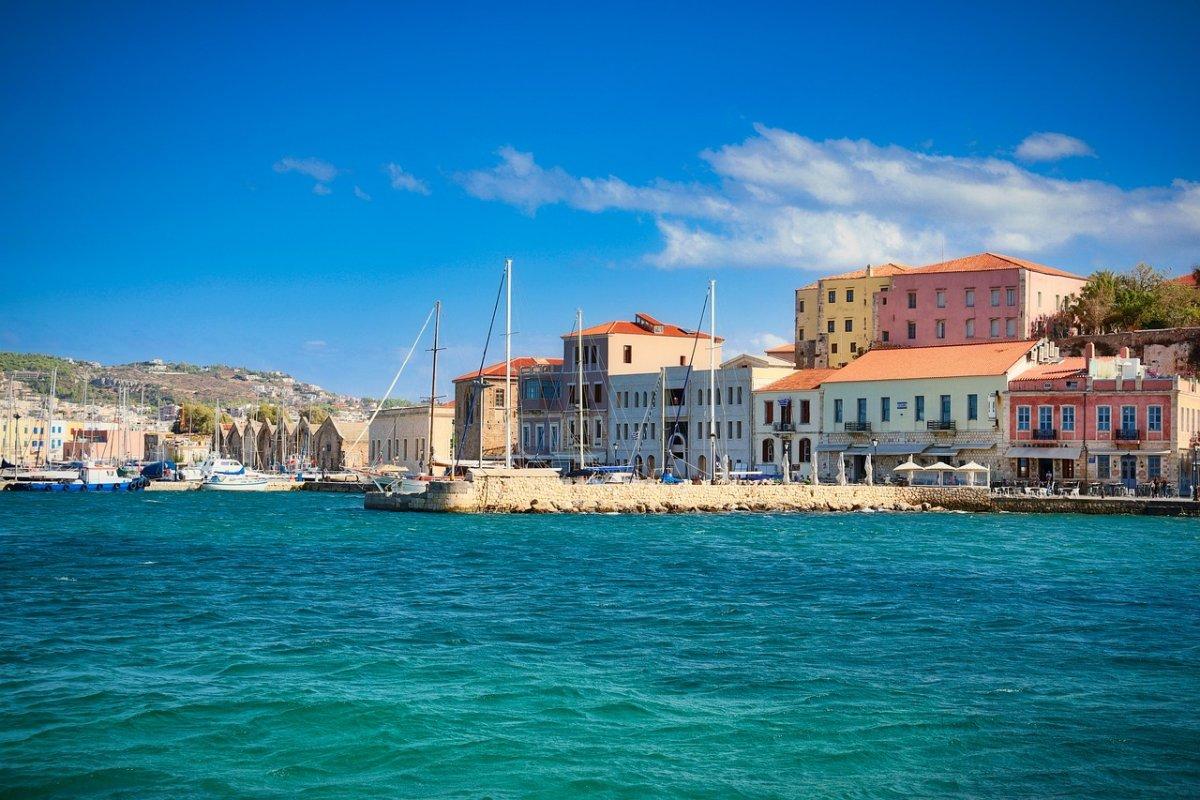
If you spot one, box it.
[1005,344,1200,493]
[875,252,1086,348]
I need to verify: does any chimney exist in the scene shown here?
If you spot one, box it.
[1119,346,1131,359]
[866,263,874,278]
[1084,342,1095,370]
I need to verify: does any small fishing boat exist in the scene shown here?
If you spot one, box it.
[198,458,270,492]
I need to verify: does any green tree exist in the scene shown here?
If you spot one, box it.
[300,405,331,425]
[254,403,280,424]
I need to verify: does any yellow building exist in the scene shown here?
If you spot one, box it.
[794,263,911,368]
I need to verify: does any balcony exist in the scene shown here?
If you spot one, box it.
[843,421,872,432]
[1032,427,1057,441]
[773,421,796,433]
[927,420,956,432]
[1115,427,1141,441]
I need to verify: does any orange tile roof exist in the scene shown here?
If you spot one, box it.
[1009,358,1087,383]
[1170,272,1198,287]
[908,252,1085,280]
[453,356,562,384]
[765,342,795,356]
[822,340,1038,383]
[563,316,723,342]
[821,262,912,281]
[760,368,839,392]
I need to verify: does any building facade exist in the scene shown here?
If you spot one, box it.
[455,357,557,464]
[795,263,911,368]
[368,403,455,474]
[1005,344,1200,493]
[875,252,1086,349]
[819,340,1056,482]
[607,360,791,479]
[752,369,837,481]
[518,313,723,469]
[312,417,368,471]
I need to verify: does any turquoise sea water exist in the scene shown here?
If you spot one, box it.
[1,494,1198,799]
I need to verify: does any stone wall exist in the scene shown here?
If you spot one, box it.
[1056,327,1200,377]
[366,472,991,514]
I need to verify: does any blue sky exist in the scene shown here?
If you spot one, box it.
[2,1,1198,399]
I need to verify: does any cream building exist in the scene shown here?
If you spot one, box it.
[312,416,369,471]
[819,339,1057,482]
[752,369,837,482]
[368,403,455,474]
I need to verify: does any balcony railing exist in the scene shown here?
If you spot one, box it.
[1032,427,1057,440]
[1115,427,1141,441]
[927,420,956,431]
[773,421,796,432]
[843,421,872,432]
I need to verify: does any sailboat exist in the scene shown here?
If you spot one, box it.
[199,402,268,491]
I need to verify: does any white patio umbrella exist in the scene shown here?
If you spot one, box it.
[925,461,956,486]
[811,451,820,486]
[956,461,990,487]
[837,452,847,486]
[864,453,873,486]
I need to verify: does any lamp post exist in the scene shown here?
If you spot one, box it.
[871,437,879,485]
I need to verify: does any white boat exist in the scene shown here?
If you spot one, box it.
[198,458,270,491]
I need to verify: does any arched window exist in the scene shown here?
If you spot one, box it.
[798,437,812,463]
[762,438,775,463]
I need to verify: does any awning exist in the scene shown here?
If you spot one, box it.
[1088,447,1173,456]
[816,443,848,452]
[1005,445,1082,460]
[872,442,929,456]
[922,446,961,457]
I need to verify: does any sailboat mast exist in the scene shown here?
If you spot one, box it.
[708,280,716,484]
[42,367,56,466]
[504,258,513,469]
[427,300,441,477]
[576,309,584,470]
[213,398,220,457]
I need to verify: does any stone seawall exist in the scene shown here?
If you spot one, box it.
[364,474,990,514]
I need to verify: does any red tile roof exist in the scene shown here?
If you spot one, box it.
[823,340,1038,383]
[563,315,723,342]
[1009,358,1087,383]
[908,252,1085,280]
[765,342,795,356]
[821,262,912,281]
[1170,272,1199,287]
[760,368,839,392]
[453,356,562,384]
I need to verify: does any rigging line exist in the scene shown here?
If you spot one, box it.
[453,267,507,471]
[348,304,437,453]
[664,291,711,472]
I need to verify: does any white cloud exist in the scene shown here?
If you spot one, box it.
[274,156,340,194]
[456,125,1200,270]
[1015,132,1096,162]
[354,185,372,202]
[385,163,430,195]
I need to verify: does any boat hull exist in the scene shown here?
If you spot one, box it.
[200,478,270,492]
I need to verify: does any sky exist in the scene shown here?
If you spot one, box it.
[2,1,1198,400]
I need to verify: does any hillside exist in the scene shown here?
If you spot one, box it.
[0,352,361,411]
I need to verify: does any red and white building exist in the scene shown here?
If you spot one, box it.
[1005,343,1200,492]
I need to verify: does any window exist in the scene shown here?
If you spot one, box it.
[1148,405,1162,432]
[965,288,975,307]
[1148,455,1162,479]
[965,318,975,339]
[881,396,891,422]
[798,328,805,340]
[679,356,686,366]
[844,319,853,332]
[596,419,603,442]
[940,395,951,422]
[1008,288,1017,306]
[1097,405,1111,432]
[799,399,811,425]
[828,290,836,303]
[907,292,917,309]
[834,399,844,424]
[1038,406,1053,431]
[623,345,632,364]
[1037,291,1042,308]
[494,388,506,409]
[1121,405,1136,432]
[594,384,602,405]
[831,343,839,354]
[935,320,946,339]
[1096,455,1110,479]
[856,398,867,424]
[798,300,805,313]
[727,387,734,405]
[762,438,775,462]
[846,289,855,303]
[936,290,946,308]
[827,320,835,334]
[1006,318,1017,337]
[727,421,734,440]
[1061,406,1075,432]
[968,394,978,421]
[881,331,890,343]
[990,318,1001,338]
[991,288,1001,307]
[764,401,774,424]
[915,395,925,422]
[1017,406,1031,431]
[907,321,916,340]
[736,421,742,439]
[850,342,857,353]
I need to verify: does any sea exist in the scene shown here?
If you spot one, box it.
[1,493,1197,799]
